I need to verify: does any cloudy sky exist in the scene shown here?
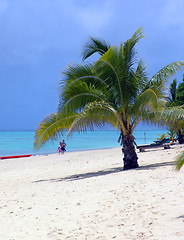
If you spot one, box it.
[0,0,184,130]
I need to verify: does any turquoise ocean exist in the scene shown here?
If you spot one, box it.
[0,130,168,157]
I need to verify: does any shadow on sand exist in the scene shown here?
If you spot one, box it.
[33,160,175,184]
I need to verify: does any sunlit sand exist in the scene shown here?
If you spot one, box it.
[0,144,184,239]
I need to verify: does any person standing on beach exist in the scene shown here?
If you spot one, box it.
[59,140,66,153]
[57,146,62,154]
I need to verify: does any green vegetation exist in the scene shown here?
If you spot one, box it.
[156,134,168,141]
[168,74,184,106]
[175,151,184,170]
[168,74,184,170]
[34,28,184,170]
[168,78,177,106]
[176,74,184,105]
[167,128,177,142]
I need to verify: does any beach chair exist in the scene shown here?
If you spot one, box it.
[136,138,170,152]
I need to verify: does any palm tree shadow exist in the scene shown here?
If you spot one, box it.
[33,160,175,184]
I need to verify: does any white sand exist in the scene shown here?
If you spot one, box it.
[0,144,184,240]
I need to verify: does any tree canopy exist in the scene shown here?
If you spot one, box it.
[34,28,184,170]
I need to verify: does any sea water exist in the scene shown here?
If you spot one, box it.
[0,130,168,157]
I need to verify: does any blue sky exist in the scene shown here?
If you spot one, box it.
[0,0,184,130]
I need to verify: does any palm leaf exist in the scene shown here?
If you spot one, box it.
[135,60,149,92]
[158,107,184,128]
[67,101,125,137]
[82,37,111,60]
[170,78,177,102]
[34,112,77,150]
[59,63,108,112]
[121,27,143,70]
[148,61,184,87]
[131,88,162,117]
[94,48,124,108]
[175,151,184,170]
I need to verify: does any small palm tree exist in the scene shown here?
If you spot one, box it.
[156,133,168,141]
[34,28,184,170]
[167,128,176,142]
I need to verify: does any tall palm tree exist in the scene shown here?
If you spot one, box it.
[34,28,184,170]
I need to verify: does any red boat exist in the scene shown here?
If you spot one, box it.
[0,154,32,160]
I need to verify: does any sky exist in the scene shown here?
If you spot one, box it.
[0,0,184,130]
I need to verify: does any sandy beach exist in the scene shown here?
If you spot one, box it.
[0,144,184,240]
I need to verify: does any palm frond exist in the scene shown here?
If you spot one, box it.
[135,59,149,92]
[67,101,124,137]
[60,79,111,115]
[149,61,184,87]
[94,49,124,109]
[175,151,184,170]
[82,37,111,60]
[170,78,177,102]
[59,63,108,112]
[131,88,160,116]
[34,112,76,150]
[122,27,143,69]
[156,106,184,128]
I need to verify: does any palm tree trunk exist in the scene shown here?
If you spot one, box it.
[121,134,139,170]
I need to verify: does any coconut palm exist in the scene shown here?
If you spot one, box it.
[34,28,184,170]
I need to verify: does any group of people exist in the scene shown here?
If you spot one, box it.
[57,140,66,154]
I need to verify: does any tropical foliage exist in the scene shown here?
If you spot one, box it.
[34,28,184,170]
[176,74,184,105]
[168,78,177,106]
[156,133,168,141]
[167,128,176,142]
[175,151,184,170]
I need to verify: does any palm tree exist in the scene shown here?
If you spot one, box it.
[156,133,168,141]
[166,78,184,143]
[167,128,176,142]
[34,28,184,170]
[167,78,177,106]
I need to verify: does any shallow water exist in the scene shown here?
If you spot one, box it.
[0,130,168,157]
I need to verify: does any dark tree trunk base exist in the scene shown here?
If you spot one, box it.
[121,134,139,170]
[123,148,139,170]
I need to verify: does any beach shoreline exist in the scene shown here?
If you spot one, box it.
[0,144,184,239]
[0,129,169,157]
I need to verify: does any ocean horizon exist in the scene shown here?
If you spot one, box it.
[0,129,168,157]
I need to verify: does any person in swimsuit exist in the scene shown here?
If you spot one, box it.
[57,146,62,154]
[60,140,66,153]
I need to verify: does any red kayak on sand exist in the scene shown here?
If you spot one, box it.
[0,154,32,160]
